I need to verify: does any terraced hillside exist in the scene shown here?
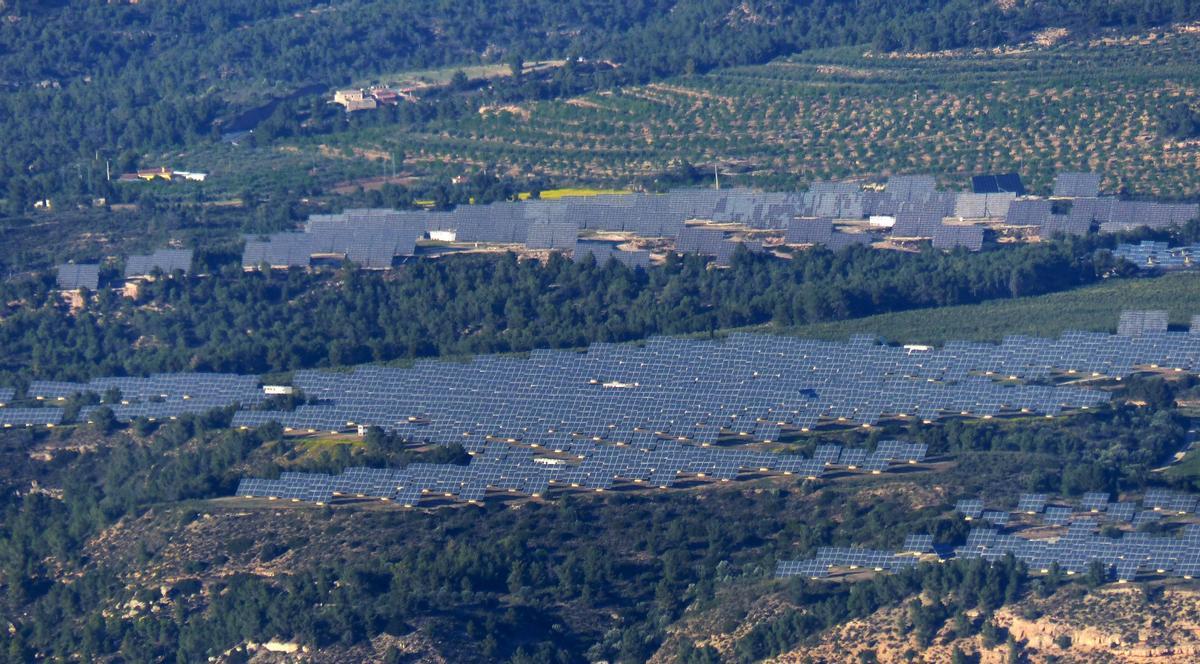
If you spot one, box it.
[225,24,1200,196]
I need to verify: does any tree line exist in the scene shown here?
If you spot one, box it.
[0,233,1123,383]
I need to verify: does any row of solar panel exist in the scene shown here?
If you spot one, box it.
[56,248,193,290]
[234,172,1159,271]
[9,316,1200,438]
[956,489,1198,523]
[1112,241,1200,270]
[235,438,928,505]
[779,524,1200,581]
[222,322,1200,437]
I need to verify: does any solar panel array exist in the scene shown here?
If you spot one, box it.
[1097,201,1199,233]
[239,437,929,507]
[890,206,946,237]
[241,189,851,270]
[780,492,1200,581]
[776,547,919,579]
[954,192,1015,219]
[1067,197,1113,223]
[931,225,984,252]
[1040,213,1092,237]
[0,388,13,405]
[1016,493,1048,513]
[1112,241,1200,270]
[955,499,984,519]
[1081,491,1110,511]
[56,263,100,290]
[1055,197,1200,235]
[231,174,1191,271]
[244,209,424,269]
[1053,172,1102,198]
[903,534,935,553]
[525,213,580,250]
[784,218,834,245]
[954,524,1200,580]
[886,175,937,201]
[9,312,1200,437]
[675,227,727,254]
[242,233,317,268]
[962,490,1195,526]
[829,232,874,252]
[1005,200,1053,227]
[22,374,264,423]
[1116,310,1169,336]
[713,239,765,266]
[0,408,63,428]
[1143,488,1200,513]
[124,249,193,278]
[971,173,1025,196]
[224,330,1155,442]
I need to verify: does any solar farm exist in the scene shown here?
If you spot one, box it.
[7,295,1200,591]
[4,311,1199,522]
[237,172,1200,271]
[4,314,1198,436]
[778,489,1200,583]
[235,438,928,506]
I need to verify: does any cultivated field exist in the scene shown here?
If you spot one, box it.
[251,25,1200,196]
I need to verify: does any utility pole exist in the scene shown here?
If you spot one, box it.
[714,164,720,190]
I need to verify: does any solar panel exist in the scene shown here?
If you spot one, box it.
[785,218,833,245]
[956,499,984,519]
[1044,506,1073,525]
[1005,200,1052,227]
[954,192,1014,219]
[1081,492,1109,512]
[932,225,984,251]
[244,209,424,270]
[981,510,1010,526]
[971,173,1025,196]
[55,263,100,290]
[1117,310,1169,336]
[903,534,934,553]
[675,227,725,255]
[124,249,193,278]
[779,491,1200,582]
[886,175,937,201]
[1017,493,1048,513]
[891,207,944,237]
[1053,172,1102,198]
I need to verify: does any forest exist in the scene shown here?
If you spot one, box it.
[0,232,1127,383]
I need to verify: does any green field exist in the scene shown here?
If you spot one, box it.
[198,25,1200,196]
[763,273,1200,345]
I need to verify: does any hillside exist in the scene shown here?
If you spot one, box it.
[227,23,1200,198]
[3,2,1200,662]
[4,2,1200,209]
